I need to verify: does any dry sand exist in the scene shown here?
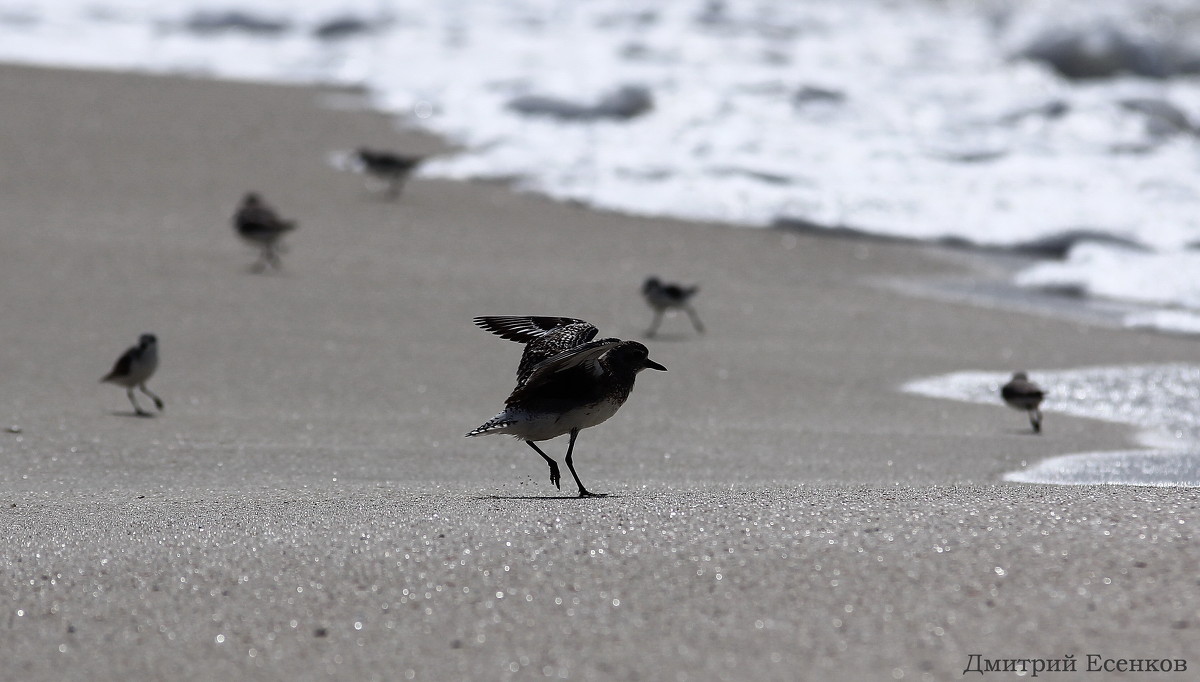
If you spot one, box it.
[0,64,1197,680]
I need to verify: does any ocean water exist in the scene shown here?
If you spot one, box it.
[904,365,1200,487]
[3,0,1200,331]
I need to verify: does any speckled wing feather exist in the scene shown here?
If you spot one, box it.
[475,316,601,383]
[518,324,604,383]
[473,316,594,344]
[507,339,622,402]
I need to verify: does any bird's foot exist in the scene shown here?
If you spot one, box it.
[153,399,164,411]
[548,463,561,490]
[577,489,608,498]
[135,410,153,418]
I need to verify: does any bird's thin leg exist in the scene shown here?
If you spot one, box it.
[140,383,164,411]
[646,310,662,338]
[564,428,605,498]
[685,304,705,333]
[525,441,561,489]
[126,387,150,417]
[265,245,282,269]
[1029,409,1042,434]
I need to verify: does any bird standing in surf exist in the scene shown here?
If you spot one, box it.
[1001,371,1045,433]
[233,192,297,272]
[101,333,164,417]
[353,148,424,199]
[641,276,704,337]
[466,316,666,497]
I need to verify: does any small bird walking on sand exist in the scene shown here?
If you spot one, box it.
[101,333,164,417]
[1001,372,1045,433]
[466,316,666,497]
[233,192,297,272]
[354,148,423,199]
[642,276,704,337]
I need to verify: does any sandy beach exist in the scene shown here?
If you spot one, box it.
[1,64,1197,680]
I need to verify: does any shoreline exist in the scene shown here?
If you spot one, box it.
[1,63,1197,680]
[6,0,1200,334]
[6,60,1192,339]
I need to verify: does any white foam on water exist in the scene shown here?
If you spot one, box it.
[1003,450,1200,487]
[903,364,1200,487]
[3,0,1200,329]
[1016,244,1200,336]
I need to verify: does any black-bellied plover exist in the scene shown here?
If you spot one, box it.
[354,148,423,199]
[466,316,666,497]
[101,333,163,417]
[642,276,704,337]
[233,192,296,272]
[1001,372,1045,433]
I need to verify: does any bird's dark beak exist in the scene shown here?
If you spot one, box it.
[644,358,667,372]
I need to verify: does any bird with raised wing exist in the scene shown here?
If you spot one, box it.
[466,316,666,497]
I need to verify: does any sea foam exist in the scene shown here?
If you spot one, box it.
[3,0,1199,330]
[904,365,1200,487]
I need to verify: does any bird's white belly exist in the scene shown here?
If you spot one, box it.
[509,400,622,442]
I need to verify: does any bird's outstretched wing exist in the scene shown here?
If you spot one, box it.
[473,316,595,344]
[476,316,604,384]
[517,339,622,392]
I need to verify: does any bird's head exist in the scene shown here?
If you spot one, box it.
[138,333,157,348]
[610,341,666,373]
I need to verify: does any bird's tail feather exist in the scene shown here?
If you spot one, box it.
[465,414,514,437]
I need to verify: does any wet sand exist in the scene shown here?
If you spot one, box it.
[0,64,1197,680]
